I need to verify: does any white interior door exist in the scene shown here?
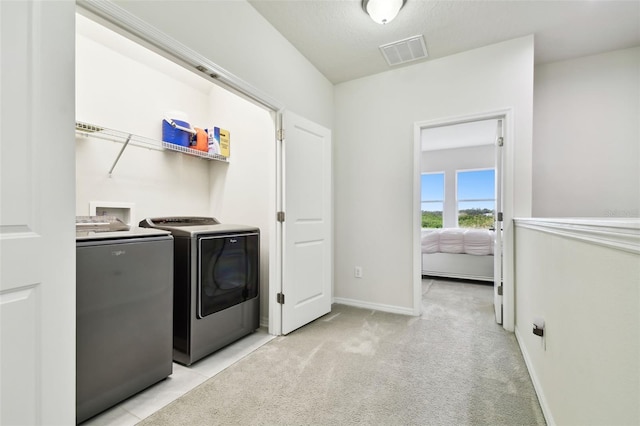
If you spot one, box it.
[494,119,504,324]
[280,111,332,335]
[0,1,76,424]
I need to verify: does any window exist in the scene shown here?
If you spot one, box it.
[421,173,444,228]
[456,169,495,229]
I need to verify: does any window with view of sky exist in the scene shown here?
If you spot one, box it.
[421,173,444,228]
[421,169,496,229]
[456,169,495,229]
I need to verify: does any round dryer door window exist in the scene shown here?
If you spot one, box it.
[197,232,259,318]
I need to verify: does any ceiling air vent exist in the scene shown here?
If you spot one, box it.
[379,35,428,66]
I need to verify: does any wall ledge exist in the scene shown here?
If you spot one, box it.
[514,217,640,254]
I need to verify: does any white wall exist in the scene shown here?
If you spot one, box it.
[422,145,495,228]
[514,219,640,425]
[333,36,533,312]
[111,0,334,129]
[533,47,640,218]
[76,16,212,220]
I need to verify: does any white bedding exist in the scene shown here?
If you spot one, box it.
[421,228,494,256]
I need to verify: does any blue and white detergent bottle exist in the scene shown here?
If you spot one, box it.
[206,127,221,154]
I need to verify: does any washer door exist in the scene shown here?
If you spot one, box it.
[198,232,259,318]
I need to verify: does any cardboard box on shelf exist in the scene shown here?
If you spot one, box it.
[206,127,230,158]
[219,128,230,158]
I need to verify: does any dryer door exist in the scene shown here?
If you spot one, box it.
[198,232,259,318]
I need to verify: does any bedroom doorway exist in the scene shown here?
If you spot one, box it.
[413,111,510,327]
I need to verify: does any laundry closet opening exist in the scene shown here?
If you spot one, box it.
[75,11,276,329]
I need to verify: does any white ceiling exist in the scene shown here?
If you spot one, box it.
[421,119,498,152]
[248,0,640,84]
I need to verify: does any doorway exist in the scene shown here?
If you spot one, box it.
[76,3,332,337]
[75,11,278,332]
[413,110,513,329]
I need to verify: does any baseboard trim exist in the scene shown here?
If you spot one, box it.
[515,327,555,426]
[332,297,416,316]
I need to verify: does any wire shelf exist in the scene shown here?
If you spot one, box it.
[161,141,228,162]
[75,121,229,172]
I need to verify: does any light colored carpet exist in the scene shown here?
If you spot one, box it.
[138,279,545,425]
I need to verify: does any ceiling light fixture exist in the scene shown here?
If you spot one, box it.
[363,0,406,25]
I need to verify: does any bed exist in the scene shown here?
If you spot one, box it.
[421,228,494,282]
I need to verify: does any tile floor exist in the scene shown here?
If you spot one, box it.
[81,329,275,426]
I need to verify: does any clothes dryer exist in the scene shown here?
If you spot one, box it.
[139,217,260,365]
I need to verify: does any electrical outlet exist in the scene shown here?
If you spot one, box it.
[354,266,363,278]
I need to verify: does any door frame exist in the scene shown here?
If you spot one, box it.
[76,2,289,335]
[413,108,515,331]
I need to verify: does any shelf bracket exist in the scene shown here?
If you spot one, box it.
[108,134,132,176]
